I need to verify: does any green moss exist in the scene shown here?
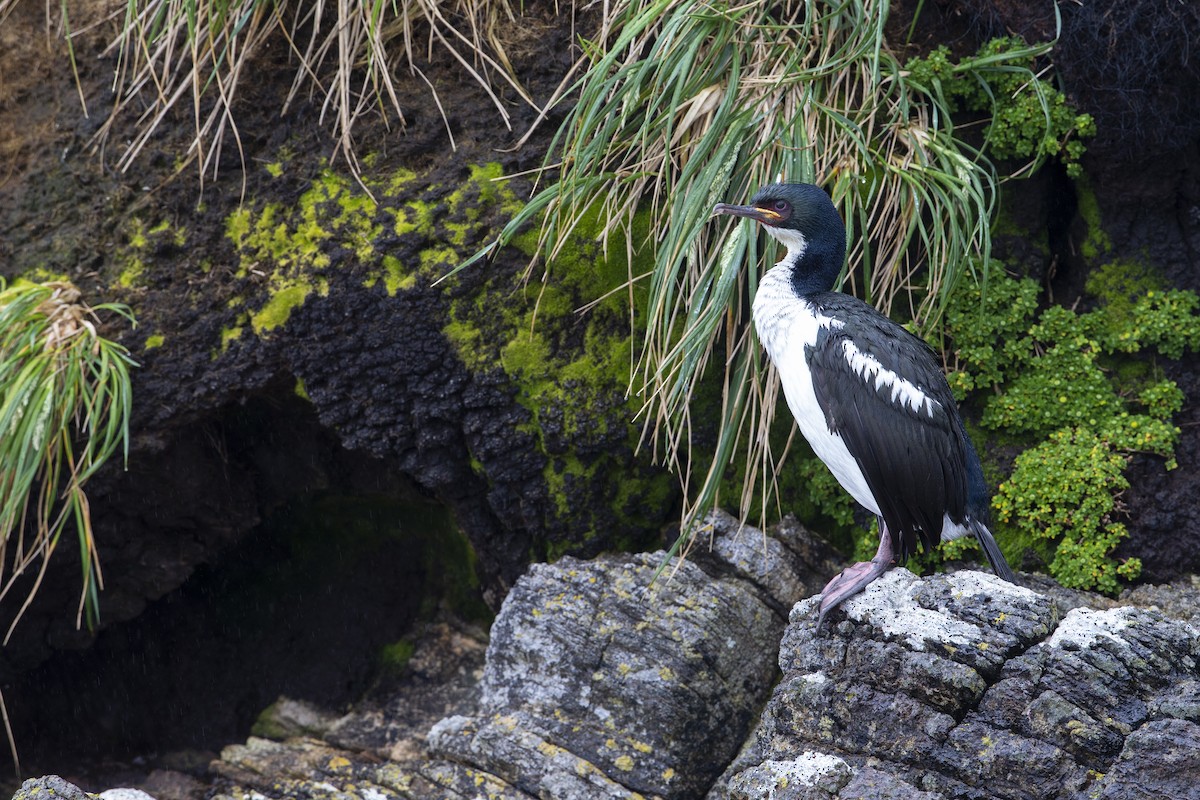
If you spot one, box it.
[127,218,149,249]
[443,163,523,246]
[251,280,313,335]
[144,333,165,350]
[1075,176,1113,262]
[20,268,70,284]
[219,156,671,556]
[118,257,146,289]
[396,200,435,237]
[363,254,417,296]
[379,638,416,674]
[265,161,284,178]
[115,218,187,289]
[437,187,672,555]
[384,167,418,196]
[443,318,488,371]
[294,377,310,401]
[226,207,252,247]
[220,325,244,350]
[419,246,459,278]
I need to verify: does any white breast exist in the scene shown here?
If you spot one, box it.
[752,266,881,517]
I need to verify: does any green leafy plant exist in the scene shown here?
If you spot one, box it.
[906,37,1096,177]
[0,280,137,635]
[471,0,1088,555]
[944,265,1199,592]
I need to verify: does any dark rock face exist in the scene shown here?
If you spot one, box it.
[715,569,1200,800]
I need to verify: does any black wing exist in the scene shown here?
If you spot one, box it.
[806,294,969,562]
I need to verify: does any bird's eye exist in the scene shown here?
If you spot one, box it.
[773,200,791,213]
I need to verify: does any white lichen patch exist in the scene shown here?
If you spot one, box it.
[799,671,828,686]
[789,595,821,623]
[99,790,159,800]
[760,751,853,787]
[946,569,1039,601]
[841,570,981,652]
[1047,606,1140,649]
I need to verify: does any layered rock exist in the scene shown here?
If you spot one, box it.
[15,516,1199,800]
[716,570,1200,799]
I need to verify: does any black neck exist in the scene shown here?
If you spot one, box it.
[785,237,844,298]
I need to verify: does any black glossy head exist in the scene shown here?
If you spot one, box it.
[714,182,847,294]
[714,183,845,241]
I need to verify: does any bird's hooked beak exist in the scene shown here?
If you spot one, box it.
[712,202,781,226]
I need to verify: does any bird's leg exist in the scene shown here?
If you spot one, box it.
[817,523,896,629]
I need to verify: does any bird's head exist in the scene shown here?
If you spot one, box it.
[713,183,846,277]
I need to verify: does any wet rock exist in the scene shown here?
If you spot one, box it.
[250,697,339,742]
[183,515,813,800]
[20,526,1200,800]
[326,619,489,761]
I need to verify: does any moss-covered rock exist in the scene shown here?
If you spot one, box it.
[188,153,677,578]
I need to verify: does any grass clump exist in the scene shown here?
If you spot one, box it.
[472,0,1088,555]
[0,280,137,633]
[63,0,534,187]
[944,266,1199,592]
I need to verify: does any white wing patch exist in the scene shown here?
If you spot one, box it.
[841,340,940,418]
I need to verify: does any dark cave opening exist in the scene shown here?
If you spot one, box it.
[1,380,487,785]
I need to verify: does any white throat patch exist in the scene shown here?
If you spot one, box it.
[766,226,808,265]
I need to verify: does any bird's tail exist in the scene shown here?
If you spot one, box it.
[968,519,1017,583]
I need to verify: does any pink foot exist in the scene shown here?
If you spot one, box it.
[816,558,893,629]
[816,525,896,630]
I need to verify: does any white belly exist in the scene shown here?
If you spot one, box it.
[753,276,880,517]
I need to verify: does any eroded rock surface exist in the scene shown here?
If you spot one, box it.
[425,551,789,798]
[198,513,833,800]
[715,569,1200,800]
[20,518,1200,800]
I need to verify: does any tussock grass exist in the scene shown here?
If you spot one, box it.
[0,0,534,187]
[475,0,1065,551]
[0,280,136,638]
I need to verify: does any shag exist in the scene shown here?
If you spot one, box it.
[714,183,1016,626]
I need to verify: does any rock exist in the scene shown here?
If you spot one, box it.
[131,771,206,800]
[1121,576,1200,626]
[726,753,855,799]
[1096,718,1200,800]
[22,523,1200,800]
[694,510,844,613]
[426,542,791,799]
[188,515,811,800]
[250,697,339,741]
[325,619,489,762]
[714,568,1200,800]
[98,791,157,800]
[11,777,94,800]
